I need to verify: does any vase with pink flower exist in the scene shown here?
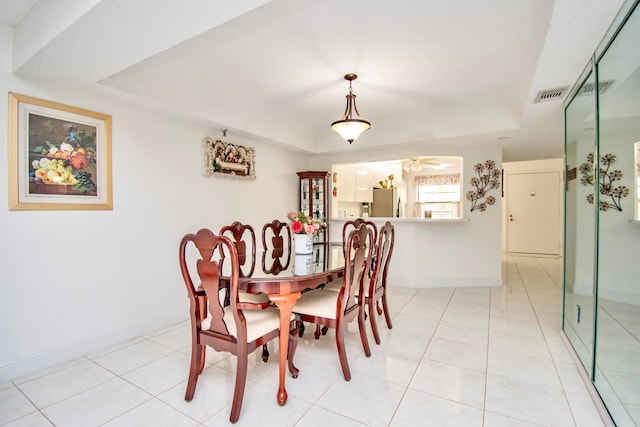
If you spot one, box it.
[286,210,323,254]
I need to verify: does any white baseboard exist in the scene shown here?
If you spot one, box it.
[0,310,187,383]
[598,289,640,307]
[566,285,640,306]
[388,275,503,288]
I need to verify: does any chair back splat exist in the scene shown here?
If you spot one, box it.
[342,218,377,253]
[261,219,292,274]
[219,221,257,278]
[341,224,372,317]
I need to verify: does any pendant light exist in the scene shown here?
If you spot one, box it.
[331,73,371,144]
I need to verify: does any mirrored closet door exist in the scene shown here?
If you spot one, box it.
[563,1,640,425]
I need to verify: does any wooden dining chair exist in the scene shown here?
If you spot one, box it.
[312,218,376,339]
[360,221,395,344]
[292,223,373,381]
[261,219,291,275]
[178,229,297,423]
[220,221,271,361]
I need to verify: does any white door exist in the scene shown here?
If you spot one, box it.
[507,172,561,255]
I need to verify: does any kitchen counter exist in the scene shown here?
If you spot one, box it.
[327,216,498,289]
[330,217,469,223]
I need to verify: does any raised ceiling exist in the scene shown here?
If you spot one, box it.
[3,0,626,161]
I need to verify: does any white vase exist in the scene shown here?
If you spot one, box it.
[294,254,313,275]
[294,233,313,254]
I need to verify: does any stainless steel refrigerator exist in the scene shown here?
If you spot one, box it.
[371,188,399,217]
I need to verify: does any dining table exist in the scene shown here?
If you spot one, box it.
[224,242,346,406]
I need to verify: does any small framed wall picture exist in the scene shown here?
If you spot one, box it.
[203,136,256,180]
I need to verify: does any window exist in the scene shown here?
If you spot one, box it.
[415,174,461,219]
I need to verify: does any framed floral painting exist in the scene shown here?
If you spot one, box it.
[8,93,112,210]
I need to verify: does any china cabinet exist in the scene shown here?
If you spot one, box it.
[297,171,329,243]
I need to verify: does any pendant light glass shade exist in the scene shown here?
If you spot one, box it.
[331,74,370,144]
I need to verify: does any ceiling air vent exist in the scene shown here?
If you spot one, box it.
[534,87,569,103]
[577,80,614,96]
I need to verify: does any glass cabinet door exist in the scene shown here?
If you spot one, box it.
[297,171,330,243]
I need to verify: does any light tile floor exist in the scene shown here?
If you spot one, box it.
[0,255,608,426]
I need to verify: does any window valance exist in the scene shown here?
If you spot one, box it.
[414,173,460,186]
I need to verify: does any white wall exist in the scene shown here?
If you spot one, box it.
[312,144,503,288]
[0,24,309,381]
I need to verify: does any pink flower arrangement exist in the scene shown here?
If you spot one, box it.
[286,210,323,235]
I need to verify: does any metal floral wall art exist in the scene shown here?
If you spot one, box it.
[579,152,629,211]
[467,160,501,212]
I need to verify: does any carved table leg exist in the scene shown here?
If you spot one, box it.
[268,291,301,406]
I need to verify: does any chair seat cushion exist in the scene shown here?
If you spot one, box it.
[221,306,294,342]
[325,279,373,298]
[322,279,342,292]
[239,291,270,303]
[293,289,339,319]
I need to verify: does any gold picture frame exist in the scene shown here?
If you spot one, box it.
[8,93,112,210]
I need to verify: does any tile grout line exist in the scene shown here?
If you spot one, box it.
[482,270,497,427]
[386,285,455,426]
[529,256,582,427]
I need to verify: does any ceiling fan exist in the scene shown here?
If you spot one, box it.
[402,158,450,172]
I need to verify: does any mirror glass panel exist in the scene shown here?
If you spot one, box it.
[636,141,640,219]
[594,4,640,424]
[563,69,597,375]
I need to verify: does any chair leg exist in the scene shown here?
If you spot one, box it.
[261,344,269,362]
[335,322,351,381]
[381,293,393,329]
[368,298,381,345]
[357,309,372,357]
[197,344,206,374]
[184,343,203,401]
[287,323,299,378]
[229,348,248,423]
[195,298,207,374]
